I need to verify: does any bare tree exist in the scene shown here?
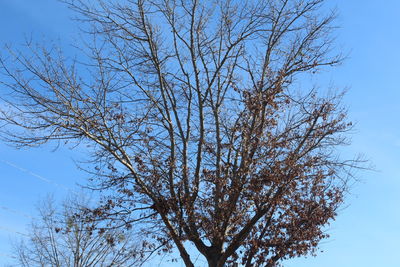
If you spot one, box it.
[1,0,360,266]
[13,196,143,267]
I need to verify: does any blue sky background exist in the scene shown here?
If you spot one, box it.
[1,0,400,266]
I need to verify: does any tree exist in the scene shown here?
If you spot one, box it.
[0,0,359,266]
[13,196,142,267]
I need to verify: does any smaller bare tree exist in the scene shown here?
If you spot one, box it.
[13,196,144,267]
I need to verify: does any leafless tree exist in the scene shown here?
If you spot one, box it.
[1,0,360,266]
[13,196,143,267]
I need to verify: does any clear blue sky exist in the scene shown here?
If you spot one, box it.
[1,0,400,266]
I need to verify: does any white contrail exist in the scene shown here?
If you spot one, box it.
[0,206,33,219]
[1,159,71,191]
[0,225,28,237]
[0,251,16,259]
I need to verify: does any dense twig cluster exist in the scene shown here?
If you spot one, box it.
[14,197,142,267]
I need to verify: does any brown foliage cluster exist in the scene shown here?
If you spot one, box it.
[0,0,359,266]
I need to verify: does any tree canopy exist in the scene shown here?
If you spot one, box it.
[0,0,359,266]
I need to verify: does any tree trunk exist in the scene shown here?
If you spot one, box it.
[205,248,222,267]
